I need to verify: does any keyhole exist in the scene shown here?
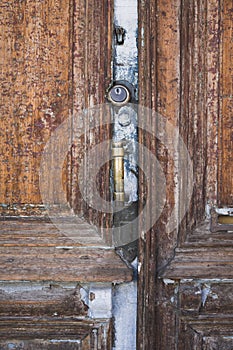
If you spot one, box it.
[108,84,130,105]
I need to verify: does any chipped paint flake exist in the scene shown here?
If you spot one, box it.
[163,279,176,285]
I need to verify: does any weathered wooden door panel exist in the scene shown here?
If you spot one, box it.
[0,0,113,234]
[178,322,233,350]
[137,0,233,348]
[71,0,113,235]
[218,0,233,206]
[0,318,111,350]
[0,0,72,213]
[1,0,233,348]
[0,1,131,350]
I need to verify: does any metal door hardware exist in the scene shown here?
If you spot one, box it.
[108,85,130,105]
[107,81,136,106]
[111,0,138,249]
[114,26,126,45]
[112,141,124,202]
[215,208,233,216]
[210,208,233,232]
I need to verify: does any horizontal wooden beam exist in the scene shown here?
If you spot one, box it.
[0,219,132,283]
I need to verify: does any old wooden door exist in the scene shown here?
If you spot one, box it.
[137,0,233,349]
[1,0,232,348]
[0,0,113,230]
[0,0,133,349]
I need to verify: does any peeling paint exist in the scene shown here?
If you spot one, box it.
[194,283,219,306]
[114,0,138,89]
[112,0,138,206]
[163,279,176,285]
[201,285,211,306]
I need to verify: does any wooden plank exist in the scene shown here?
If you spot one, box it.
[0,217,110,246]
[0,217,118,247]
[206,0,221,208]
[185,221,233,246]
[0,219,132,283]
[178,317,233,350]
[162,247,233,279]
[137,0,181,348]
[137,0,157,347]
[137,0,233,349]
[0,0,72,209]
[218,0,233,206]
[0,318,111,350]
[0,245,132,283]
[179,281,233,315]
[0,282,88,317]
[178,0,209,242]
[72,0,113,242]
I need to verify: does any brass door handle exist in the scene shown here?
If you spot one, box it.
[112,141,124,202]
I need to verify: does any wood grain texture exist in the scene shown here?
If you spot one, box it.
[218,0,233,206]
[154,278,233,350]
[0,0,114,235]
[176,0,210,245]
[137,1,157,348]
[0,219,132,283]
[137,0,233,349]
[0,246,132,282]
[0,318,112,350]
[0,217,106,247]
[163,247,233,279]
[72,0,113,242]
[205,0,221,208]
[0,0,72,209]
[0,282,88,317]
[137,0,181,348]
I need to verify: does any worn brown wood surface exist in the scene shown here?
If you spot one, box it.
[137,0,180,348]
[0,0,114,244]
[206,0,221,208]
[137,1,157,348]
[0,318,112,350]
[0,217,109,246]
[0,245,132,282]
[72,0,113,242]
[179,0,209,239]
[154,277,233,350]
[0,282,88,317]
[0,219,132,283]
[163,247,233,279]
[0,0,72,209]
[137,0,233,349]
[218,0,233,206]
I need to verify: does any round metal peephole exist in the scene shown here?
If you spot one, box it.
[108,85,130,105]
